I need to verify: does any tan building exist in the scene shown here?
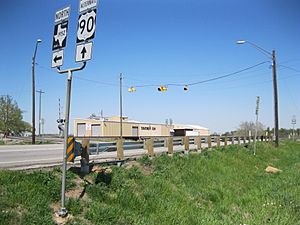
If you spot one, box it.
[74,116,210,138]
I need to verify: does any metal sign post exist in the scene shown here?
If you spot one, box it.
[57,63,86,217]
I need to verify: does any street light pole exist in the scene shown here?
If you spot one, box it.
[237,40,279,147]
[32,39,42,144]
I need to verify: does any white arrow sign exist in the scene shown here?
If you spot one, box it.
[52,50,64,68]
[76,42,93,62]
[76,9,97,43]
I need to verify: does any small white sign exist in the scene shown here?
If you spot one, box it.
[79,0,98,13]
[86,123,92,131]
[76,9,97,43]
[76,42,93,62]
[55,6,70,23]
[52,50,64,68]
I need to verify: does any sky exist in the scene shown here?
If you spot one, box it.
[0,0,299,134]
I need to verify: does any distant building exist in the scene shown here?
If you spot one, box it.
[74,116,210,138]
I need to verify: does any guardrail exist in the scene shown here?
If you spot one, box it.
[74,135,271,165]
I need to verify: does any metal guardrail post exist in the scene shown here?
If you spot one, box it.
[96,142,99,155]
[167,137,173,154]
[243,136,246,144]
[238,136,241,145]
[231,136,235,145]
[207,136,212,148]
[117,138,124,160]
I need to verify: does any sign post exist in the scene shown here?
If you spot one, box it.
[52,1,98,217]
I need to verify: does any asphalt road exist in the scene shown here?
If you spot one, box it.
[0,141,247,170]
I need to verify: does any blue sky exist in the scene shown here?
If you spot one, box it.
[0,0,299,134]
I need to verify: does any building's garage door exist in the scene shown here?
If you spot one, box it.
[91,124,102,137]
[77,123,86,137]
[132,126,138,137]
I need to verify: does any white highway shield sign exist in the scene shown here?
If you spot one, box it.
[52,50,64,68]
[76,42,93,62]
[76,9,97,43]
[79,0,98,13]
[52,20,69,51]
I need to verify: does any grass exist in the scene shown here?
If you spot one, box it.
[0,141,300,224]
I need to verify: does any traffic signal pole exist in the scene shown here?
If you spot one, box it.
[56,62,86,217]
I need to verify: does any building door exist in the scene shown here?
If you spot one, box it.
[77,123,86,137]
[91,124,102,137]
[132,126,138,137]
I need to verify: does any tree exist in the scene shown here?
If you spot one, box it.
[234,121,265,137]
[0,95,31,137]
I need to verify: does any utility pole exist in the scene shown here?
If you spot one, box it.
[120,73,123,138]
[272,50,279,147]
[36,89,45,137]
[254,96,260,155]
[292,115,296,141]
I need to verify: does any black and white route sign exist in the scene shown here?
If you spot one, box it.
[75,42,93,62]
[76,9,97,43]
[52,50,64,68]
[52,21,69,51]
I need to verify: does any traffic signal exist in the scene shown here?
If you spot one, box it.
[128,87,136,92]
[183,85,189,91]
[158,86,167,92]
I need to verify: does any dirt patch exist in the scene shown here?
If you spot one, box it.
[65,176,86,199]
[50,203,73,225]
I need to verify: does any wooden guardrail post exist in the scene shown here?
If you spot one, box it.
[231,136,235,145]
[243,136,246,144]
[217,136,220,147]
[117,138,124,161]
[207,136,212,149]
[81,139,90,174]
[184,136,189,154]
[167,137,173,154]
[195,136,201,152]
[145,138,154,157]
[224,136,227,146]
[238,136,241,145]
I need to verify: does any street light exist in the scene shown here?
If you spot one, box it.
[32,39,42,144]
[237,40,279,147]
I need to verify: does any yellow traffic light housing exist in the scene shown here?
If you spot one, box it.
[128,87,136,92]
[158,86,167,92]
[184,85,188,91]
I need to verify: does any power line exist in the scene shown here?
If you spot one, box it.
[278,64,300,73]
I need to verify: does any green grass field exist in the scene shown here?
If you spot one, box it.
[0,141,299,225]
